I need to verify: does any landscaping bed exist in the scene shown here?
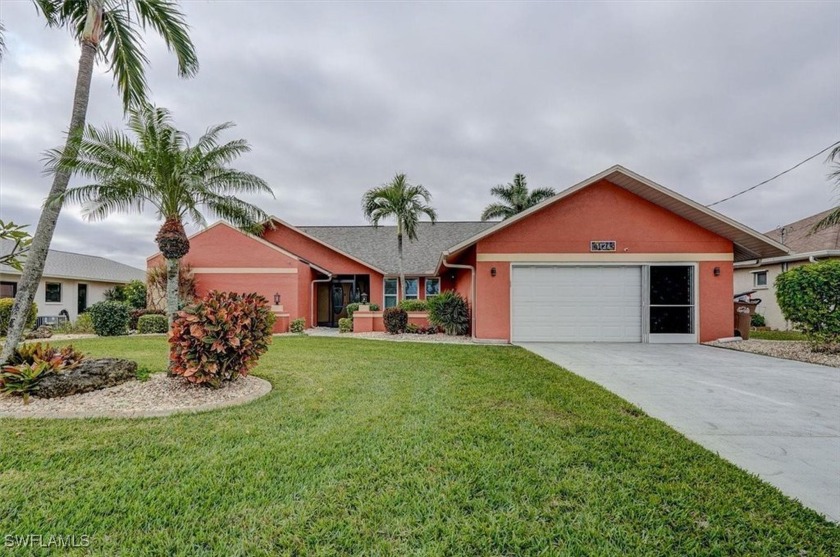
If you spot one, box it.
[0,373,271,419]
[1,336,837,555]
[706,339,840,368]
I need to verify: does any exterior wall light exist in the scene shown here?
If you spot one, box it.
[713,267,721,277]
[490,267,497,277]
[274,293,281,304]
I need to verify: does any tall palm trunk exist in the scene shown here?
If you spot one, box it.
[397,225,405,302]
[165,258,180,326]
[1,1,103,363]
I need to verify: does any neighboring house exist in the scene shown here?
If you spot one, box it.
[734,209,840,330]
[0,240,146,324]
[147,165,788,343]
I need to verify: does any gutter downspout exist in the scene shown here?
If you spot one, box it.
[441,255,476,340]
[311,273,333,327]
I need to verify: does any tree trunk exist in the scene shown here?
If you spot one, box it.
[166,258,180,326]
[397,230,405,303]
[1,32,99,363]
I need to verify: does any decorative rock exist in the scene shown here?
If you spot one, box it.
[36,358,137,399]
[24,326,53,340]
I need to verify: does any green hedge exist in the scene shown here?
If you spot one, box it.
[338,318,353,333]
[776,260,840,348]
[137,313,168,334]
[87,301,131,336]
[290,318,306,334]
[0,298,37,336]
[398,299,428,312]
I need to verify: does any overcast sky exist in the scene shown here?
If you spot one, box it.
[1,1,838,270]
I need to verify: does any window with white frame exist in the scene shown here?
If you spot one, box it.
[45,282,62,303]
[753,271,768,288]
[425,278,440,298]
[384,278,398,308]
[404,278,419,300]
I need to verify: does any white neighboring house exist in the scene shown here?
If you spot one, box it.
[0,239,146,324]
[734,209,840,330]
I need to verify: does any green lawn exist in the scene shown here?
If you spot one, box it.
[750,329,808,341]
[1,337,837,556]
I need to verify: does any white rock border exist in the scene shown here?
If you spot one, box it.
[0,374,272,420]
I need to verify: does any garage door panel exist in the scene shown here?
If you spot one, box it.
[512,266,642,342]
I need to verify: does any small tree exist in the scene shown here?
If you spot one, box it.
[775,260,840,351]
[123,280,147,309]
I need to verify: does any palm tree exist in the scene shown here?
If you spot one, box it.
[2,0,197,361]
[812,144,840,232]
[480,173,556,221]
[45,104,273,325]
[362,174,437,301]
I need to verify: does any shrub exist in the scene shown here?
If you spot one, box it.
[751,313,766,328]
[1,343,85,403]
[345,303,380,319]
[130,308,165,330]
[137,313,168,334]
[55,312,95,335]
[405,323,420,334]
[398,299,428,312]
[0,298,37,336]
[169,291,275,387]
[290,317,306,334]
[338,317,353,333]
[0,361,53,403]
[428,290,470,336]
[124,280,148,309]
[104,284,126,302]
[776,260,840,350]
[87,301,131,336]
[383,307,408,334]
[5,342,85,369]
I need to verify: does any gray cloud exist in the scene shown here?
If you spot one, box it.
[1,1,837,269]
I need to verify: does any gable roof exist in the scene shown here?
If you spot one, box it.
[299,222,495,276]
[1,239,146,283]
[763,209,840,253]
[439,165,791,266]
[145,221,333,276]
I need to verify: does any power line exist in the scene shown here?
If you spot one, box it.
[705,141,840,208]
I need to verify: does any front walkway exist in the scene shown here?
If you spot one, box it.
[518,343,840,522]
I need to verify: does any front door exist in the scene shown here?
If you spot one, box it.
[77,283,88,315]
[647,265,696,343]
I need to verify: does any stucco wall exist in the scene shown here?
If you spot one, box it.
[471,180,735,342]
[0,274,133,323]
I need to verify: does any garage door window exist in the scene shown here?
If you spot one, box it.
[649,266,693,335]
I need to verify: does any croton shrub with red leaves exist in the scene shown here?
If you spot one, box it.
[169,291,275,387]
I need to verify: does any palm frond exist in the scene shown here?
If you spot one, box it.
[134,0,198,78]
[481,203,514,221]
[101,6,150,110]
[811,207,840,233]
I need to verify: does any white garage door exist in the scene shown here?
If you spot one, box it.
[511,266,642,342]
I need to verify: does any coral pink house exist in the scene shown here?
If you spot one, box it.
[147,166,788,343]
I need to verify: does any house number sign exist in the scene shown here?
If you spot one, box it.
[590,240,616,252]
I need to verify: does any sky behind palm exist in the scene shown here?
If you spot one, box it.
[0,1,837,269]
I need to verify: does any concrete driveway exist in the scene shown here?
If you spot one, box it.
[518,343,840,522]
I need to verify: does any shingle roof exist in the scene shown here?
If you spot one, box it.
[0,240,146,283]
[764,209,840,253]
[299,222,495,275]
